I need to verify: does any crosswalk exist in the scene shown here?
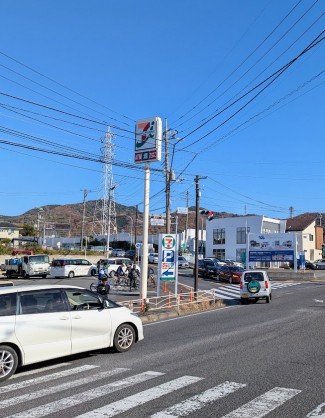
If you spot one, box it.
[0,363,323,417]
[213,282,301,301]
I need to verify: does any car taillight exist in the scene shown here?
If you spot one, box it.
[240,282,243,289]
[265,281,269,288]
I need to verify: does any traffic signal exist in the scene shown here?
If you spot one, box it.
[199,210,209,216]
[199,209,214,221]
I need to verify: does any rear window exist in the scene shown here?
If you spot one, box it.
[244,272,265,282]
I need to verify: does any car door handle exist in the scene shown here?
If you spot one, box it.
[72,315,82,319]
[59,316,70,320]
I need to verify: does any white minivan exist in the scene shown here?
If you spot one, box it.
[51,258,97,278]
[0,284,144,381]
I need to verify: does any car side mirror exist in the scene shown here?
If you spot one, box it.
[103,299,110,308]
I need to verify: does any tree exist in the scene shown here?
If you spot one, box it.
[21,224,36,236]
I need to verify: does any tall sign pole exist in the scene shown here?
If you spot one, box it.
[135,117,162,302]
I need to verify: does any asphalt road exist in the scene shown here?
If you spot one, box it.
[1,279,324,417]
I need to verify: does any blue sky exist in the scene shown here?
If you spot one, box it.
[0,0,324,220]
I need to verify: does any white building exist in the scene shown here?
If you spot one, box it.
[205,215,286,264]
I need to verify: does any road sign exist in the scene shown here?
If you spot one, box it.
[135,242,142,249]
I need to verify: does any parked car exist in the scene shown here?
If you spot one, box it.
[240,270,272,304]
[125,250,135,259]
[0,284,144,381]
[312,259,325,270]
[217,265,244,284]
[178,256,189,268]
[197,259,221,278]
[97,258,140,276]
[51,259,97,278]
[148,253,159,264]
[111,249,126,257]
[289,259,315,270]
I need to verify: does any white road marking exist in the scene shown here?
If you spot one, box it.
[0,368,129,409]
[0,364,98,393]
[150,381,246,417]
[5,371,164,418]
[11,363,71,379]
[221,387,301,418]
[76,375,203,418]
[306,402,325,417]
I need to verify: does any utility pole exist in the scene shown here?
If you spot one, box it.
[185,191,189,252]
[80,189,90,251]
[165,119,171,234]
[134,205,138,262]
[194,175,207,295]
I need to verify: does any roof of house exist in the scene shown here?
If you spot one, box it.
[0,222,20,229]
[285,213,321,232]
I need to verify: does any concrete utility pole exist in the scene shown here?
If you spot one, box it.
[80,189,90,250]
[194,175,207,295]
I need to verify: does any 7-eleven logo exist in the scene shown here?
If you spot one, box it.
[162,235,175,249]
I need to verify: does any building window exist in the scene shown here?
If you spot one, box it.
[213,249,225,259]
[262,222,280,234]
[236,227,250,244]
[309,234,314,241]
[213,229,225,245]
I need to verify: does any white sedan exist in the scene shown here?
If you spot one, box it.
[148,253,159,263]
[178,256,189,268]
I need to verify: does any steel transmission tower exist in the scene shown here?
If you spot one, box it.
[92,130,117,252]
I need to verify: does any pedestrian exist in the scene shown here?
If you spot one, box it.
[128,264,139,289]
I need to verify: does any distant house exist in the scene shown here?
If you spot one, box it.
[0,222,20,240]
[286,213,323,261]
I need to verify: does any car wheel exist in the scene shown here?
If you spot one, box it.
[240,298,247,305]
[68,271,74,279]
[113,324,135,352]
[90,269,96,276]
[22,271,30,279]
[266,295,270,303]
[41,274,47,279]
[252,298,258,303]
[0,345,18,381]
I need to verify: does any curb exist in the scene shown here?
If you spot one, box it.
[139,299,226,323]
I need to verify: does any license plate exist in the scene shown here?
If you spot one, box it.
[241,294,249,298]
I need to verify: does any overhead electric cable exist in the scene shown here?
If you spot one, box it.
[172,0,305,126]
[0,50,135,124]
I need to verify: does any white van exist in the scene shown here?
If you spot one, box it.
[0,284,144,381]
[51,259,97,278]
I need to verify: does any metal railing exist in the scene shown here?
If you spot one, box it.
[118,287,218,314]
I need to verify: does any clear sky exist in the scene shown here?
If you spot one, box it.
[0,0,324,220]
